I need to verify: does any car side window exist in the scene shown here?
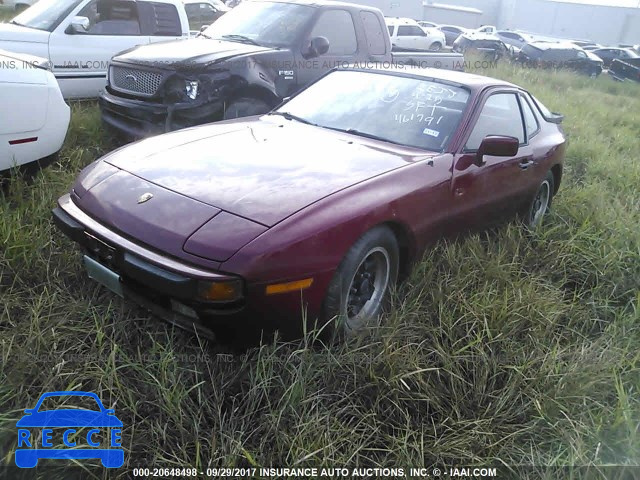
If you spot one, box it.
[77,0,141,35]
[185,3,217,31]
[519,94,539,139]
[465,93,525,151]
[139,2,182,36]
[310,10,358,55]
[360,11,386,55]
[398,25,425,37]
[577,50,587,59]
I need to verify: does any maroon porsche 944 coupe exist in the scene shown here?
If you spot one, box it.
[53,66,565,341]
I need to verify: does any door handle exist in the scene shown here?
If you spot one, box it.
[519,158,535,170]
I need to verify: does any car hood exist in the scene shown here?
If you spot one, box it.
[586,51,604,63]
[16,410,123,428]
[113,37,278,69]
[99,118,415,228]
[0,47,49,68]
[0,23,50,44]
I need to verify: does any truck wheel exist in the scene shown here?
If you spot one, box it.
[430,42,443,52]
[321,226,399,339]
[223,97,272,120]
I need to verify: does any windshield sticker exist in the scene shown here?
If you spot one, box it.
[423,128,440,138]
[381,87,400,103]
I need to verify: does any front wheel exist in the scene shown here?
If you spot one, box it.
[223,97,272,120]
[525,170,555,228]
[321,226,399,338]
[429,42,443,52]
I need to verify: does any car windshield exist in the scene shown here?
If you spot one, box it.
[36,395,102,412]
[470,39,503,48]
[522,44,543,57]
[275,70,470,152]
[201,1,315,48]
[11,0,84,32]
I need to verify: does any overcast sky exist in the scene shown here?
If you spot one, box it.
[553,0,639,7]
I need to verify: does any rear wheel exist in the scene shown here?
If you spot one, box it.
[223,97,272,120]
[525,170,555,228]
[321,226,399,338]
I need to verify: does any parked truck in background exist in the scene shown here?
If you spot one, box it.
[100,0,465,138]
[0,0,226,98]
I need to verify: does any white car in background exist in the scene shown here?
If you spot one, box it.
[0,0,37,12]
[475,25,497,35]
[0,49,69,173]
[0,0,193,99]
[386,17,446,51]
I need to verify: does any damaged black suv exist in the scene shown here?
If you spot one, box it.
[99,0,463,139]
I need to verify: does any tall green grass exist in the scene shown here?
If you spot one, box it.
[0,60,638,478]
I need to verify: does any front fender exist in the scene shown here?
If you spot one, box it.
[221,158,452,283]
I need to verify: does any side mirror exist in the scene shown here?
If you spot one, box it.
[66,16,90,34]
[476,135,519,165]
[304,36,330,59]
[105,409,116,415]
[24,408,35,414]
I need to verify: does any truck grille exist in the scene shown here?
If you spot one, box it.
[110,66,164,97]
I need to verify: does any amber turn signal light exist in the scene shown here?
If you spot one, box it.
[265,278,314,295]
[198,280,243,302]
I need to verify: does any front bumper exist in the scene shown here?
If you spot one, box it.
[52,194,331,340]
[99,89,224,139]
[53,196,244,339]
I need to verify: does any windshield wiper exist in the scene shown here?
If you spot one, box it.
[323,127,404,146]
[270,111,317,126]
[198,31,213,39]
[220,34,261,46]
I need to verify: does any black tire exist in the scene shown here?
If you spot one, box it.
[320,226,399,339]
[223,97,272,120]
[430,42,443,52]
[524,170,555,228]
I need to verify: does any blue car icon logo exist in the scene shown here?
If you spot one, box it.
[16,391,124,468]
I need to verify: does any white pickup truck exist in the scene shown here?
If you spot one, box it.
[0,0,227,98]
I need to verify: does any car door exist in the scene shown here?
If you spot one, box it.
[444,27,462,46]
[450,90,535,227]
[48,0,152,99]
[572,49,592,73]
[396,25,428,50]
[294,8,363,89]
[595,49,612,67]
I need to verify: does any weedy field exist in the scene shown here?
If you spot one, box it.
[0,11,639,478]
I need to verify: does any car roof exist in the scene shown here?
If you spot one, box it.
[460,32,501,41]
[338,65,518,90]
[252,0,376,9]
[593,47,632,52]
[528,41,582,51]
[385,17,420,25]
